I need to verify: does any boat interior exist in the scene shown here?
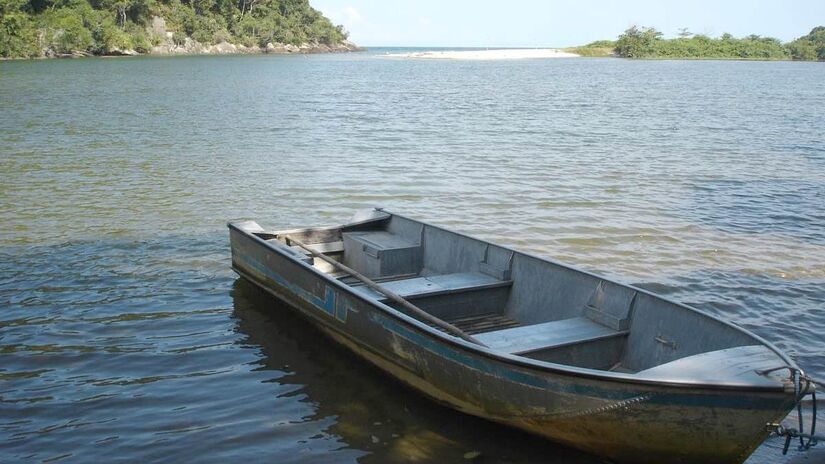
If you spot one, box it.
[250,210,789,385]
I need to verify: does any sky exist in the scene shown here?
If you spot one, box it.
[314,0,825,47]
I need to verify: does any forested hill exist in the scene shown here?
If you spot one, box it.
[0,0,354,58]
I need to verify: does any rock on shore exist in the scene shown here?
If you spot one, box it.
[148,38,360,56]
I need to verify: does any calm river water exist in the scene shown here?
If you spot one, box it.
[1,50,824,463]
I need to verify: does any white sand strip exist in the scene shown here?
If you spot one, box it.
[384,48,579,60]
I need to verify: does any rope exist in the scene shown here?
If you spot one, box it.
[762,366,822,454]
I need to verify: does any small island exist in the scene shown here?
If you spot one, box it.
[568,25,825,61]
[0,0,358,58]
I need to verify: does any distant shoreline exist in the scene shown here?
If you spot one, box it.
[565,26,825,61]
[0,5,355,61]
[384,48,579,60]
[0,40,364,61]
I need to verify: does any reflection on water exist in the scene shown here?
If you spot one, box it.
[1,52,824,462]
[231,279,594,463]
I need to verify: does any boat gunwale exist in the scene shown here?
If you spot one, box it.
[227,211,797,393]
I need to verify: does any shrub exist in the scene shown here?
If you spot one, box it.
[189,14,226,44]
[39,7,95,53]
[129,30,151,52]
[614,26,789,60]
[787,26,825,61]
[93,16,133,51]
[616,26,662,58]
[584,40,616,48]
[0,11,40,57]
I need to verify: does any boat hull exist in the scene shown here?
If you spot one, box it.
[229,225,794,464]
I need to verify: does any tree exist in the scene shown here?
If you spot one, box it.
[787,39,817,60]
[615,25,662,58]
[787,26,825,61]
[0,0,25,14]
[677,27,692,38]
[39,6,95,53]
[1,0,351,58]
[0,9,39,57]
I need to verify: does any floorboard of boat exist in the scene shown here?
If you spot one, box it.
[422,312,521,335]
[339,272,419,285]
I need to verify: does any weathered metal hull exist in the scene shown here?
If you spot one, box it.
[229,224,795,464]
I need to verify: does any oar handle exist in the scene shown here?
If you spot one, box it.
[285,235,487,347]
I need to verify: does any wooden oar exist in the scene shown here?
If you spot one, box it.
[284,236,487,347]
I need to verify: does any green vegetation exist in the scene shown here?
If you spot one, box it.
[564,40,616,57]
[0,0,348,58]
[786,26,825,61]
[570,26,825,61]
[614,26,789,59]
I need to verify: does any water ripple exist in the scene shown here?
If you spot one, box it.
[1,53,823,463]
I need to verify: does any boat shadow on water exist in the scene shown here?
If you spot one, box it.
[231,277,825,464]
[230,277,598,463]
[226,210,821,464]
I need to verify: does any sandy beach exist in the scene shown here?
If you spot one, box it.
[385,48,579,60]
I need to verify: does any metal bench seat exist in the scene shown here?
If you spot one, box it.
[474,317,629,355]
[349,272,512,301]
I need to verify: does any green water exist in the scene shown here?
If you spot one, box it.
[1,52,824,462]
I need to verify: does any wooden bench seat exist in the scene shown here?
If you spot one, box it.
[474,317,629,355]
[349,272,511,301]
